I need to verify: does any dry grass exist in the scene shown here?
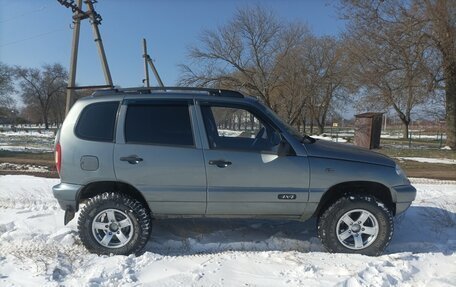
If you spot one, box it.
[376,148,456,180]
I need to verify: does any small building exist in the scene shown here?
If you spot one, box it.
[354,112,383,149]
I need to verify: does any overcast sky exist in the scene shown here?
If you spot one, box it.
[0,0,345,89]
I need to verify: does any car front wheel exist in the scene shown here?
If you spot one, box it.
[317,195,393,256]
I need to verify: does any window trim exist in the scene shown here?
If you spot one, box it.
[123,101,196,148]
[74,101,120,143]
[199,102,284,153]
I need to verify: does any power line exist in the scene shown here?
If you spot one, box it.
[0,29,66,48]
[0,6,48,24]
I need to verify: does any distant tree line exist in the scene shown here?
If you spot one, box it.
[180,1,455,148]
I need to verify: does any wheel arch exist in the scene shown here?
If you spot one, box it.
[313,181,395,218]
[77,181,150,214]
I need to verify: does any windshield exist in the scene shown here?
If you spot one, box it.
[259,104,303,141]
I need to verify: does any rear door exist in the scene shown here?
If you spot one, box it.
[114,99,207,215]
[198,102,310,217]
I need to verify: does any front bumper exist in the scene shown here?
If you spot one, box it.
[392,184,417,215]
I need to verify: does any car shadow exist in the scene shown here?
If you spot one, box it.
[143,205,455,256]
[144,217,323,256]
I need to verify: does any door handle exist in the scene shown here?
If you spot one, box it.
[208,159,232,168]
[120,155,143,164]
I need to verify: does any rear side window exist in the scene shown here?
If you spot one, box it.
[75,101,119,142]
[125,104,194,146]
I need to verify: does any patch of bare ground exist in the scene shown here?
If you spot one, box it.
[375,148,456,180]
[0,152,57,178]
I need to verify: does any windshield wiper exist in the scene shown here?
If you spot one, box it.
[301,135,316,144]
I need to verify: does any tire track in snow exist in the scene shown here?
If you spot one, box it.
[0,175,60,210]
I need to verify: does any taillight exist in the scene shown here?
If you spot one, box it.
[55,142,62,175]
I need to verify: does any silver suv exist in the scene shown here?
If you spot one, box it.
[53,87,416,256]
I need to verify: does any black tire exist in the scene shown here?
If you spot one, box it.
[78,192,151,255]
[317,195,393,256]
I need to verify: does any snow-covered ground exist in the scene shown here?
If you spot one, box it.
[0,175,455,286]
[217,129,245,137]
[0,130,54,153]
[381,133,447,140]
[0,163,51,173]
[396,157,456,165]
[312,135,348,143]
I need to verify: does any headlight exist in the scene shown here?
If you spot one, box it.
[395,164,410,184]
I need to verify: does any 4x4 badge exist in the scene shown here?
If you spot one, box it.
[278,194,296,200]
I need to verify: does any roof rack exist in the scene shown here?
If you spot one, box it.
[92,86,244,98]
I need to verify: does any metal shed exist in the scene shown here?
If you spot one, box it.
[354,112,383,149]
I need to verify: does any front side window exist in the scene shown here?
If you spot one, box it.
[201,105,281,152]
[125,104,194,147]
[75,101,119,142]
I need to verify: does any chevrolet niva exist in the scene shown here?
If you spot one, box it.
[53,87,416,256]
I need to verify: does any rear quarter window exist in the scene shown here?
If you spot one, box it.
[75,101,119,142]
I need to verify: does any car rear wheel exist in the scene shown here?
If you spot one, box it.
[78,192,151,255]
[317,195,393,256]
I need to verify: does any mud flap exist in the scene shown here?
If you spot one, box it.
[64,207,75,225]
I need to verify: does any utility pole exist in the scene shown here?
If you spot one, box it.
[147,55,164,87]
[58,0,114,116]
[86,0,113,87]
[65,0,82,115]
[143,38,150,88]
[142,38,164,87]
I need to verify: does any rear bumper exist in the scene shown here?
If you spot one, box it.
[392,184,417,215]
[52,182,82,211]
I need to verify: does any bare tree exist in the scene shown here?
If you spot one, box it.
[270,35,310,127]
[0,62,16,109]
[275,36,352,134]
[305,36,353,134]
[14,63,68,129]
[180,6,354,136]
[341,0,455,145]
[342,0,439,139]
[419,0,456,148]
[179,6,307,108]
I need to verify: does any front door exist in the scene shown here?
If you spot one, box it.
[200,103,310,217]
[114,99,206,215]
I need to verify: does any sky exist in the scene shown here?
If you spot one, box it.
[0,0,345,89]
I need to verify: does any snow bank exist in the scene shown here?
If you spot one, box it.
[217,129,244,137]
[0,163,50,173]
[313,135,348,143]
[0,131,55,138]
[396,157,456,165]
[0,175,455,286]
[0,175,59,209]
[0,131,54,153]
[0,145,53,153]
[381,133,447,140]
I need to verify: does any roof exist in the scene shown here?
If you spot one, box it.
[92,86,245,98]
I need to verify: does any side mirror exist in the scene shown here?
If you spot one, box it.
[277,138,292,157]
